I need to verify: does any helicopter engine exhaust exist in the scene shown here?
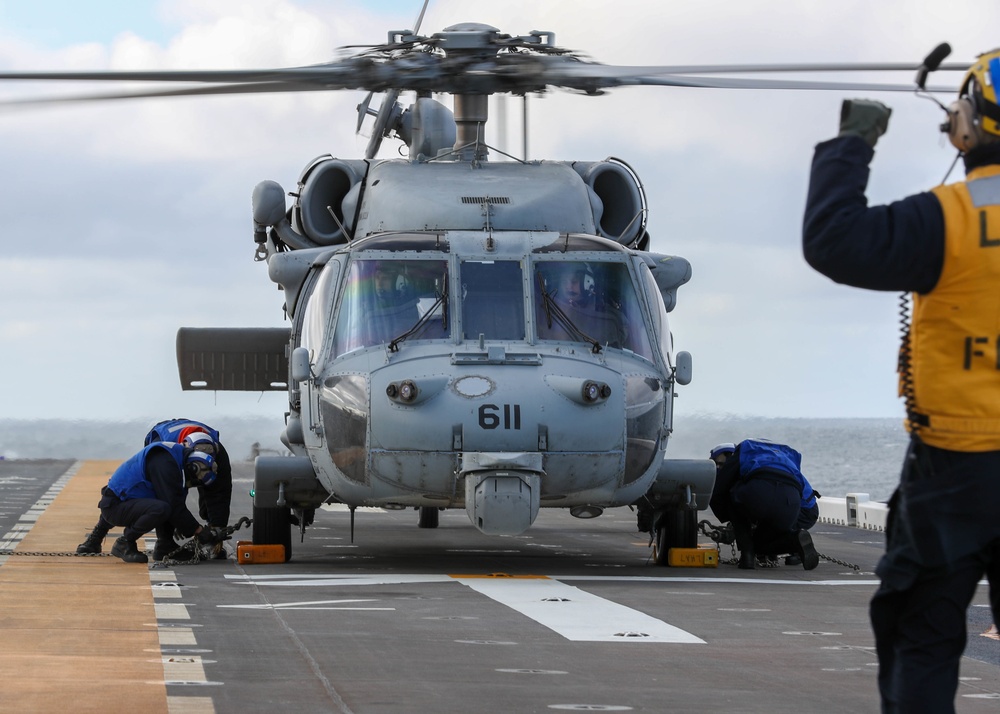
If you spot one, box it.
[574,160,646,246]
[293,157,367,246]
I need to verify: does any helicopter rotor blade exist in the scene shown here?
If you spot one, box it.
[0,50,966,107]
[364,88,401,159]
[0,80,337,108]
[555,72,954,94]
[573,61,969,76]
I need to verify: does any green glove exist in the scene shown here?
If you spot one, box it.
[839,99,891,148]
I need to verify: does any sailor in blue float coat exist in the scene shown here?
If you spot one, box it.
[145,418,233,531]
[93,442,225,563]
[710,439,820,570]
[76,418,234,558]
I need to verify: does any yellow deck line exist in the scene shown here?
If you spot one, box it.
[0,460,169,713]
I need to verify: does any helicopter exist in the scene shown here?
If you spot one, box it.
[0,7,969,564]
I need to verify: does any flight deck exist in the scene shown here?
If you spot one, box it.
[1,458,997,713]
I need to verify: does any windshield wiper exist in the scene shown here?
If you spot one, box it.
[388,281,449,353]
[536,273,602,354]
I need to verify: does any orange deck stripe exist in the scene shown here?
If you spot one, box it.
[0,460,168,714]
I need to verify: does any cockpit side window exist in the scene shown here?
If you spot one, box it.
[300,262,339,356]
[534,260,654,360]
[639,262,673,361]
[332,259,450,357]
[460,261,525,341]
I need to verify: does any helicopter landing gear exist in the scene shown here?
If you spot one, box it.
[252,505,293,562]
[652,508,698,566]
[417,506,440,529]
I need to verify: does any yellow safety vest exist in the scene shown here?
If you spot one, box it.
[913,165,1000,450]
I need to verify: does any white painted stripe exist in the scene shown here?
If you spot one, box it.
[227,573,454,587]
[219,598,389,610]
[161,655,207,682]
[159,628,198,646]
[456,577,704,643]
[227,572,881,587]
[556,575,881,586]
[153,584,183,599]
[155,603,191,620]
[167,695,216,714]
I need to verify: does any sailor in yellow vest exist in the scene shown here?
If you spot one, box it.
[803,50,1000,713]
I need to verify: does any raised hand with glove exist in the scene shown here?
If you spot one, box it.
[838,99,891,148]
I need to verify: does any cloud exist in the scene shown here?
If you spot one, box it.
[0,0,996,420]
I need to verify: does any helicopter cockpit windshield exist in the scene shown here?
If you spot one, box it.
[332,258,450,357]
[534,260,655,360]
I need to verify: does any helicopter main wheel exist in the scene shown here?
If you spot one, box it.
[417,506,440,529]
[252,504,293,562]
[652,508,698,566]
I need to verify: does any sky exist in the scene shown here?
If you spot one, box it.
[0,0,997,424]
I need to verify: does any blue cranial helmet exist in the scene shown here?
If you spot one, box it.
[183,430,217,456]
[184,451,217,487]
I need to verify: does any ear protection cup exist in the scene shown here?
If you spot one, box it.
[944,97,979,152]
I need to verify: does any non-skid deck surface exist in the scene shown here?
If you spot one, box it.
[0,460,168,714]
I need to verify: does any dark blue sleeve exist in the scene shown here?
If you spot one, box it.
[803,135,945,294]
[146,448,200,536]
[199,442,233,527]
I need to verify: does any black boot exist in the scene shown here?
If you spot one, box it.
[732,518,755,570]
[796,530,819,571]
[153,540,194,562]
[76,521,111,554]
[110,536,148,563]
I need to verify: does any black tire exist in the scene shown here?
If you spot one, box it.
[653,509,698,566]
[253,505,293,562]
[417,506,439,529]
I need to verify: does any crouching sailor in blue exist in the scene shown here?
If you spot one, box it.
[144,418,233,532]
[76,418,233,557]
[709,439,820,570]
[93,442,226,563]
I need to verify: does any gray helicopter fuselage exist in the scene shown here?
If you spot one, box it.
[287,227,674,536]
[227,148,710,540]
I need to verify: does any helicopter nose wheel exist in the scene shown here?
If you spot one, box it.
[417,506,440,529]
[252,505,293,562]
[652,508,698,566]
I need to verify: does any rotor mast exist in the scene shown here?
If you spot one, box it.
[433,23,506,162]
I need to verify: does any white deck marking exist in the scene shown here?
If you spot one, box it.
[219,598,394,611]
[225,573,453,587]
[224,573,702,643]
[455,576,704,643]
[155,603,192,620]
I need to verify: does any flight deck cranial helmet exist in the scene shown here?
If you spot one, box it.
[373,261,406,303]
[183,430,217,456]
[710,443,736,465]
[184,451,218,487]
[944,48,1000,152]
[544,262,594,307]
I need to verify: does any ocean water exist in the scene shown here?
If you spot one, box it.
[667,415,908,502]
[0,414,909,502]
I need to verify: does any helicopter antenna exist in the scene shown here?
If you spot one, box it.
[412,0,429,36]
[523,95,530,160]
